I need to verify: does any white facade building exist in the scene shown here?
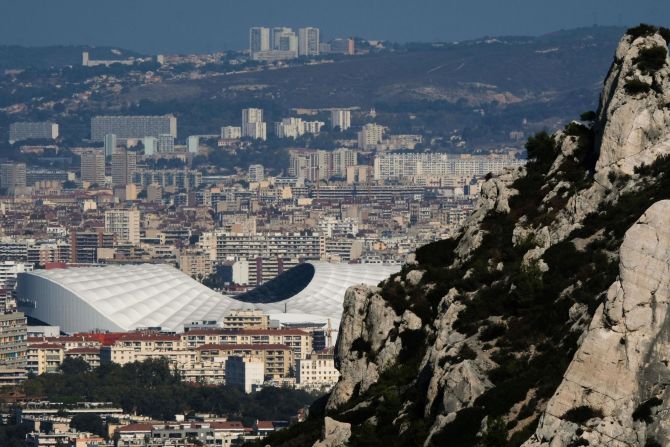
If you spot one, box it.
[249,27,270,59]
[221,126,242,140]
[358,123,385,150]
[298,27,320,57]
[91,115,177,141]
[104,209,140,244]
[330,109,351,131]
[9,122,58,143]
[225,356,264,393]
[248,164,265,182]
[242,108,267,140]
[143,136,157,155]
[373,153,526,181]
[296,350,339,386]
[187,136,200,154]
[104,134,117,157]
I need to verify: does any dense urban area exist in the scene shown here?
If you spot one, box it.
[0,21,623,447]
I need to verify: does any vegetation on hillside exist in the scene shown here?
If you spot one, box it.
[21,358,319,422]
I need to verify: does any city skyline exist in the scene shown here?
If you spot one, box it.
[0,0,667,53]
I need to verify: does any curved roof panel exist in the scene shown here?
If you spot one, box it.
[17,262,399,334]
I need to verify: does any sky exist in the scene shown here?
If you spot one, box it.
[0,0,669,54]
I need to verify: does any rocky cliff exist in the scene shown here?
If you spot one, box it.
[258,24,670,447]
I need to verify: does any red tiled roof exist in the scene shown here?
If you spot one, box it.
[65,347,101,354]
[196,343,292,351]
[117,423,154,433]
[183,328,308,336]
[28,343,63,350]
[255,421,274,430]
[115,333,180,342]
[210,421,245,430]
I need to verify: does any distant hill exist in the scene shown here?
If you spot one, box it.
[116,26,625,145]
[0,45,143,69]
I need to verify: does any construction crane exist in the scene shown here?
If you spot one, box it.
[326,318,335,348]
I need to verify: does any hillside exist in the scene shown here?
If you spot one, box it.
[255,24,670,447]
[118,27,624,146]
[0,45,142,70]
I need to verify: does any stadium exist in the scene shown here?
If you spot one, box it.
[16,262,399,334]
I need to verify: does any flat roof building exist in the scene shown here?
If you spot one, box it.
[9,122,58,143]
[91,115,177,141]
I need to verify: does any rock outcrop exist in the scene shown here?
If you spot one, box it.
[595,33,670,175]
[453,168,522,264]
[525,200,670,446]
[313,417,352,447]
[327,285,401,410]
[292,26,670,447]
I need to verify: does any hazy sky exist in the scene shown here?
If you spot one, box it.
[0,0,668,53]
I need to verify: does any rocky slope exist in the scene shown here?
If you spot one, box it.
[257,24,670,447]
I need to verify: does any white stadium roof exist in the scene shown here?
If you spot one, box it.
[17,262,400,333]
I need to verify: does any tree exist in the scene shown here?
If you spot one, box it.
[476,417,508,447]
[70,413,106,438]
[59,357,90,375]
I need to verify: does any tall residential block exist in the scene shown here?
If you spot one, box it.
[0,163,27,193]
[249,27,270,58]
[157,134,175,153]
[91,115,177,141]
[331,109,351,131]
[80,151,106,185]
[143,136,157,155]
[104,133,117,157]
[242,108,267,140]
[187,135,200,154]
[0,312,27,370]
[111,149,137,187]
[104,209,140,245]
[248,164,265,182]
[221,126,242,139]
[358,123,385,150]
[298,27,320,56]
[9,122,59,143]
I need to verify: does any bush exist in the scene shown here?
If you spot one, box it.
[70,414,105,438]
[632,397,663,423]
[568,439,590,447]
[480,322,507,342]
[415,238,457,268]
[580,111,597,121]
[562,406,604,424]
[624,79,652,94]
[634,46,667,74]
[627,24,660,39]
[525,131,557,173]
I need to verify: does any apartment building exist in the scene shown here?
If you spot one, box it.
[104,209,140,245]
[91,115,177,141]
[9,121,59,143]
[197,344,293,380]
[80,151,106,185]
[373,152,526,181]
[181,328,312,360]
[216,232,324,262]
[296,350,339,386]
[0,312,27,370]
[221,309,269,330]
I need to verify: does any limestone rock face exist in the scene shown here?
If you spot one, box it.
[524,200,670,447]
[312,417,351,447]
[453,168,523,264]
[420,289,495,446]
[327,285,401,410]
[595,33,670,175]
